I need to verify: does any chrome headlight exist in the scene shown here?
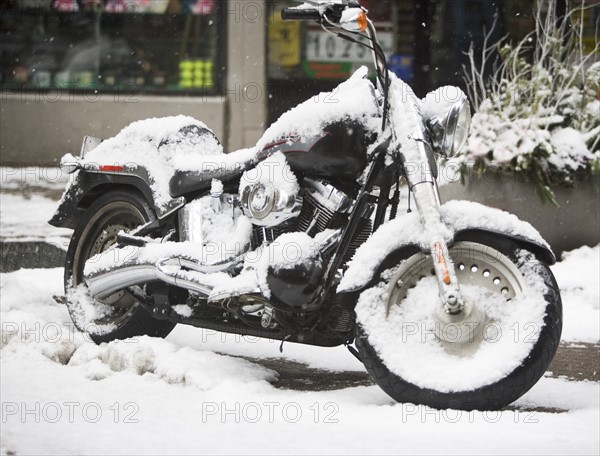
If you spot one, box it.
[422,87,471,157]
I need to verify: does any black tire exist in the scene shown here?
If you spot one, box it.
[356,233,562,411]
[64,190,176,344]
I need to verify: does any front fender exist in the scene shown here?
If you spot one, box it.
[338,200,555,293]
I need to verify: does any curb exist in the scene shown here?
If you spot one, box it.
[1,241,66,273]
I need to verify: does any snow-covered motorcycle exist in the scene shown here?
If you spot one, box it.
[51,0,562,410]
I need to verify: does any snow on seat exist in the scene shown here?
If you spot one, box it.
[80,115,256,208]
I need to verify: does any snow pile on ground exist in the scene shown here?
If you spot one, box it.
[552,245,600,342]
[0,269,81,361]
[68,336,277,387]
[1,252,599,454]
[0,269,600,454]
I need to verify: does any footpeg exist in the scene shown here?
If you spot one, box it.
[117,233,148,247]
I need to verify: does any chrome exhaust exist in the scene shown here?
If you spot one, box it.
[85,257,238,300]
[85,229,342,303]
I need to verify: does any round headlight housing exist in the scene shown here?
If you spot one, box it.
[422,88,471,157]
[443,99,471,156]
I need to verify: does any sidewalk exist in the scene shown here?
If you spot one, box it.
[0,167,72,272]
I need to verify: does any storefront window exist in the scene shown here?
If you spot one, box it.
[0,0,223,94]
[266,0,410,124]
[267,0,398,82]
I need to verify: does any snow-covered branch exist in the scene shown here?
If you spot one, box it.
[459,0,600,203]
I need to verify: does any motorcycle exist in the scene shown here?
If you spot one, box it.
[51,0,562,411]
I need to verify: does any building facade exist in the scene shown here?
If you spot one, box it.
[1,0,266,164]
[1,0,598,165]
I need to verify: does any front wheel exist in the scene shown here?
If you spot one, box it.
[355,233,562,410]
[64,190,176,344]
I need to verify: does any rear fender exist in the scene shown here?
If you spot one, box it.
[49,168,183,229]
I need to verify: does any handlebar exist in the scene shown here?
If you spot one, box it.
[281,7,321,21]
[281,2,390,130]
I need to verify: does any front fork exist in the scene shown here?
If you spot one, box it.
[404,141,465,316]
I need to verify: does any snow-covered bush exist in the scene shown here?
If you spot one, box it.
[460,0,599,204]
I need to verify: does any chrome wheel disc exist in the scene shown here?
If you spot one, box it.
[387,241,526,356]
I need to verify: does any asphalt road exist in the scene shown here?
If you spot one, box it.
[244,342,599,391]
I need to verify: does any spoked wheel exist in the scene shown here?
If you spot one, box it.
[355,233,562,411]
[65,191,176,344]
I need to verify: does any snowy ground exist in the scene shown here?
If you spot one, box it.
[0,167,72,246]
[1,168,599,455]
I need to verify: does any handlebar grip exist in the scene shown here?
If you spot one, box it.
[281,8,321,21]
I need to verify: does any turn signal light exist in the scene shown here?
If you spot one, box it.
[340,8,369,33]
[357,11,368,32]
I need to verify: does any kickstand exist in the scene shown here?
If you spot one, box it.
[279,335,291,353]
[345,343,362,362]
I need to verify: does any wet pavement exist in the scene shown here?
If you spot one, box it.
[244,342,599,393]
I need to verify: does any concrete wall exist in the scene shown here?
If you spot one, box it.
[440,175,600,257]
[0,0,266,166]
[0,94,226,165]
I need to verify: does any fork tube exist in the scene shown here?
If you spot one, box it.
[386,75,465,314]
[405,141,464,314]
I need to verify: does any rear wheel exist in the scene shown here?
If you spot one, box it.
[355,234,562,410]
[64,190,175,344]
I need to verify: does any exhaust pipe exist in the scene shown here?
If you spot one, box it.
[86,229,342,302]
[85,257,237,300]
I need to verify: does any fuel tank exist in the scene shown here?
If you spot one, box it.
[257,121,373,180]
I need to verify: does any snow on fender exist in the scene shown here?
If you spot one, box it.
[338,200,554,293]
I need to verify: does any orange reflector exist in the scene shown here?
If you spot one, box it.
[357,11,368,32]
[99,165,124,172]
[434,242,452,285]
[442,271,451,285]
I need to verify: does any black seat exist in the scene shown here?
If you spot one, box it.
[169,166,247,197]
[160,124,253,197]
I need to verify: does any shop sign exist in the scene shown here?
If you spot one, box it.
[305,29,393,63]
